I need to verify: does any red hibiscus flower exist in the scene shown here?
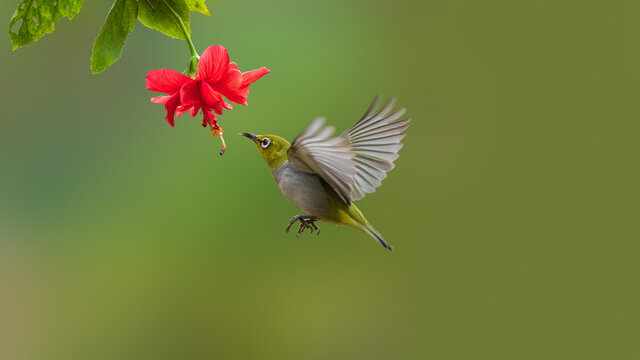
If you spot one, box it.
[146,45,270,137]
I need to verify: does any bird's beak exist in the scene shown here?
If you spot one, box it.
[240,133,259,144]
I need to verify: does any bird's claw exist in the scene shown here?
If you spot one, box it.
[286,215,320,236]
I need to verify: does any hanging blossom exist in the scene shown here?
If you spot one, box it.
[146,45,270,153]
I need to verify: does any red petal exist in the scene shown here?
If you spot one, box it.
[213,67,270,106]
[241,67,270,86]
[176,105,190,118]
[163,94,181,127]
[213,68,245,105]
[190,106,200,117]
[200,80,223,108]
[221,67,243,90]
[204,110,216,121]
[146,69,191,93]
[197,45,230,83]
[151,95,170,104]
[202,109,217,127]
[221,85,249,106]
[180,80,201,106]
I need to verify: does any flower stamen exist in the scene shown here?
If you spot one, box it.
[219,134,227,155]
[210,123,226,155]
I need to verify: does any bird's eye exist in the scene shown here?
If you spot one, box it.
[261,138,271,149]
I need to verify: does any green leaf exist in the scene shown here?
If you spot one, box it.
[137,0,190,40]
[90,0,138,74]
[9,0,83,51]
[186,0,210,16]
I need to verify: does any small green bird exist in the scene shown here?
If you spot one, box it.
[241,96,410,250]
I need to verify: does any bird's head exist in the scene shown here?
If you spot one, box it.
[241,133,291,170]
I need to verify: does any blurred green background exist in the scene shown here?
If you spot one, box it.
[1,0,639,359]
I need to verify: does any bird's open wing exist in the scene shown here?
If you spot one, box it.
[288,117,357,204]
[288,96,410,204]
[341,96,411,201]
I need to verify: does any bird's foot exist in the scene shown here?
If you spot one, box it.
[286,215,320,236]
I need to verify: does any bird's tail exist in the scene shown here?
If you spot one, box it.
[361,224,393,251]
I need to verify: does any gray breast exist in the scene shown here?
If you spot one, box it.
[272,161,331,218]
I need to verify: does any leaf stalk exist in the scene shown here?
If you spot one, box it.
[160,0,199,60]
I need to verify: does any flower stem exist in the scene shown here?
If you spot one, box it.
[161,0,199,59]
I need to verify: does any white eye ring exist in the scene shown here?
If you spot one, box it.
[261,138,271,149]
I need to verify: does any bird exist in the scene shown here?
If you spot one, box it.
[241,96,410,250]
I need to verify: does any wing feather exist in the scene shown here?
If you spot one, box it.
[288,97,410,205]
[288,117,356,204]
[341,97,411,201]
[349,108,406,137]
